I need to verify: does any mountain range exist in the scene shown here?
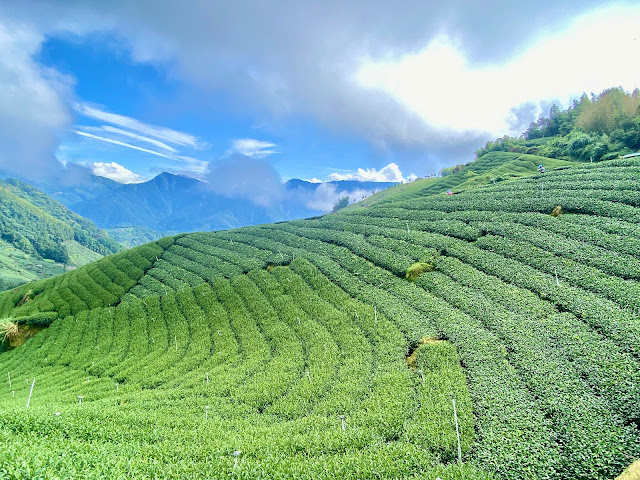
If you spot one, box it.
[40,173,398,246]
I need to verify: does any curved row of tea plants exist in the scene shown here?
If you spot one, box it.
[0,259,483,479]
[1,158,639,479]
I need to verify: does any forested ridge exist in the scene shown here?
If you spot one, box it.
[473,86,640,162]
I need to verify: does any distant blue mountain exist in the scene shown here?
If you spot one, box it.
[36,173,398,243]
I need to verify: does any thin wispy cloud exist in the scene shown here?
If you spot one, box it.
[73,130,175,159]
[71,106,211,181]
[74,103,206,149]
[99,126,178,152]
[230,138,279,159]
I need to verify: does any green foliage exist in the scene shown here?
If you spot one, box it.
[439,164,465,176]
[0,179,120,270]
[475,87,640,164]
[332,196,349,213]
[0,240,166,319]
[106,226,164,248]
[0,260,483,479]
[2,156,640,478]
[577,87,640,135]
[14,311,58,328]
[405,261,434,281]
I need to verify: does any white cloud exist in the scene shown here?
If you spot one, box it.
[176,155,209,174]
[0,20,71,178]
[4,1,640,181]
[305,177,323,183]
[74,103,206,149]
[406,173,418,182]
[304,183,379,212]
[98,125,177,152]
[73,130,175,159]
[356,5,640,138]
[327,162,407,182]
[230,138,279,158]
[91,162,146,183]
[204,154,283,207]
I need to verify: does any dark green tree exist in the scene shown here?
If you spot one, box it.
[332,196,349,213]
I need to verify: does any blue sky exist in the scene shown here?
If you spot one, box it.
[1,1,639,185]
[42,33,372,182]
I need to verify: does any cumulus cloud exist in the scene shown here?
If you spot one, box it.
[406,173,418,182]
[0,18,71,179]
[305,178,323,183]
[230,139,279,159]
[356,6,640,139]
[327,162,414,183]
[91,161,146,183]
[2,0,638,179]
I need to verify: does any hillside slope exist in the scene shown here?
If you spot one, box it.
[344,151,576,210]
[1,158,640,479]
[0,179,121,289]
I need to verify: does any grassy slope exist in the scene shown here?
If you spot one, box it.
[343,152,577,211]
[0,179,121,289]
[1,158,640,479]
[106,226,166,249]
[0,240,64,290]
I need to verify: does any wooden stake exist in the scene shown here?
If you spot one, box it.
[339,415,346,431]
[206,373,209,385]
[419,369,424,383]
[7,372,10,388]
[554,267,560,286]
[175,335,178,351]
[26,378,35,408]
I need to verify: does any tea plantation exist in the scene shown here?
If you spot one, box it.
[1,158,639,479]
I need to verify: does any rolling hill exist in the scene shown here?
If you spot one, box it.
[343,151,577,211]
[0,179,121,290]
[1,157,640,479]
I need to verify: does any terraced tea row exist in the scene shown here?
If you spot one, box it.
[1,158,639,479]
[0,261,480,479]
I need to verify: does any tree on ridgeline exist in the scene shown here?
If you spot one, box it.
[477,86,640,162]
